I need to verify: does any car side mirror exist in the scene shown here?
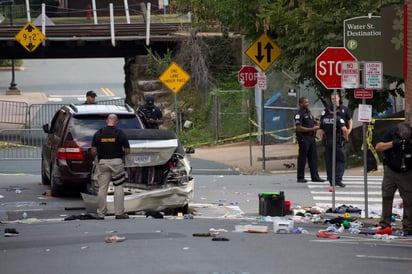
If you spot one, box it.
[185,147,195,154]
[42,123,50,133]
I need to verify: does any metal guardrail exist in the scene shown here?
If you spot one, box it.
[0,129,44,160]
[0,100,28,125]
[0,98,127,129]
[0,98,128,160]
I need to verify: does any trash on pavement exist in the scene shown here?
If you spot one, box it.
[105,235,126,243]
[316,230,340,239]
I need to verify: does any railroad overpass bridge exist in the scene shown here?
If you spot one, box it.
[0,22,188,59]
[0,21,190,109]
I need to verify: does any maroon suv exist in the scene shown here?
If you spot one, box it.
[41,104,144,196]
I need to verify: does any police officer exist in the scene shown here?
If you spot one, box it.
[91,114,130,220]
[294,97,324,183]
[330,93,352,135]
[84,90,97,104]
[318,104,348,187]
[137,95,163,129]
[375,122,412,235]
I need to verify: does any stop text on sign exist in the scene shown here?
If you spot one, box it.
[317,60,345,77]
[238,66,259,88]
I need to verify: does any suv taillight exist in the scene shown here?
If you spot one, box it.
[57,141,85,161]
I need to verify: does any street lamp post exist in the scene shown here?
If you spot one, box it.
[2,0,19,93]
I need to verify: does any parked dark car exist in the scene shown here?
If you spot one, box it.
[41,104,144,196]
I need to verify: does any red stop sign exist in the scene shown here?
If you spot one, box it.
[315,47,357,89]
[238,66,258,88]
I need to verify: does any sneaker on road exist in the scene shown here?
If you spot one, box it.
[4,228,19,237]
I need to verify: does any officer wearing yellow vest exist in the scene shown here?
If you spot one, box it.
[91,114,130,220]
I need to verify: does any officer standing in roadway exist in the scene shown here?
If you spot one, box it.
[137,95,164,129]
[91,114,130,220]
[84,90,97,104]
[294,97,325,183]
[318,104,348,187]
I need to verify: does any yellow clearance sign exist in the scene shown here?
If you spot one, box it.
[245,34,281,72]
[15,22,46,52]
[159,62,190,94]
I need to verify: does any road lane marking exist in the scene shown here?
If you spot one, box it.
[101,87,114,96]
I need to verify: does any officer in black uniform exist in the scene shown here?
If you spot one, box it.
[319,104,348,187]
[375,122,412,235]
[294,97,324,183]
[137,96,163,129]
[91,114,130,220]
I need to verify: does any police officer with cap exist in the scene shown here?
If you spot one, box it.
[137,95,163,129]
[294,97,325,183]
[84,90,97,104]
[91,114,130,220]
[318,104,348,187]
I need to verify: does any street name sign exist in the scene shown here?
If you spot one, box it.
[315,47,357,89]
[238,66,258,88]
[245,34,281,72]
[15,22,45,52]
[159,62,190,94]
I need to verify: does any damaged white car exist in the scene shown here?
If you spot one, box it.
[81,129,194,214]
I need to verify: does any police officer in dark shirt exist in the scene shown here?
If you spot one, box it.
[375,122,412,236]
[137,96,163,129]
[84,90,97,104]
[91,114,130,220]
[294,97,324,183]
[318,104,348,187]
[330,93,352,134]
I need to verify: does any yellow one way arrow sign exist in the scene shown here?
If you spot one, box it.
[245,34,281,72]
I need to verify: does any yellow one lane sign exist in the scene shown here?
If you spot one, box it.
[159,62,190,94]
[15,22,45,52]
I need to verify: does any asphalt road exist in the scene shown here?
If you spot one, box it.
[1,59,411,273]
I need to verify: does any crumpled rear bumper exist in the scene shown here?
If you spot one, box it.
[81,179,194,214]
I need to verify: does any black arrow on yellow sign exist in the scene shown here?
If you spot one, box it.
[26,43,35,51]
[25,24,35,32]
[245,34,281,72]
[255,42,274,63]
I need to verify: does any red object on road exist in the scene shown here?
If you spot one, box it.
[316,230,340,239]
[238,66,258,88]
[315,47,357,89]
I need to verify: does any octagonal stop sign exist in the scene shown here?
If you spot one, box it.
[315,47,357,89]
[238,66,258,88]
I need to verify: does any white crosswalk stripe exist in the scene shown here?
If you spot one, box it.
[307,175,401,209]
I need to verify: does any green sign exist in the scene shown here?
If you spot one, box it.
[343,16,382,62]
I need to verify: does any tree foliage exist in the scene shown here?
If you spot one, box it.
[173,0,404,113]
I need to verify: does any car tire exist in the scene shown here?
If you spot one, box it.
[50,165,64,197]
[174,204,189,215]
[41,158,51,185]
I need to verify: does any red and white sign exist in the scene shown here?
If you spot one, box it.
[354,89,373,99]
[315,47,357,89]
[256,72,267,90]
[238,66,258,88]
[341,61,359,89]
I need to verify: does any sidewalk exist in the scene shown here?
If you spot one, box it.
[191,141,371,176]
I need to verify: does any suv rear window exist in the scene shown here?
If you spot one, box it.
[69,114,142,141]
